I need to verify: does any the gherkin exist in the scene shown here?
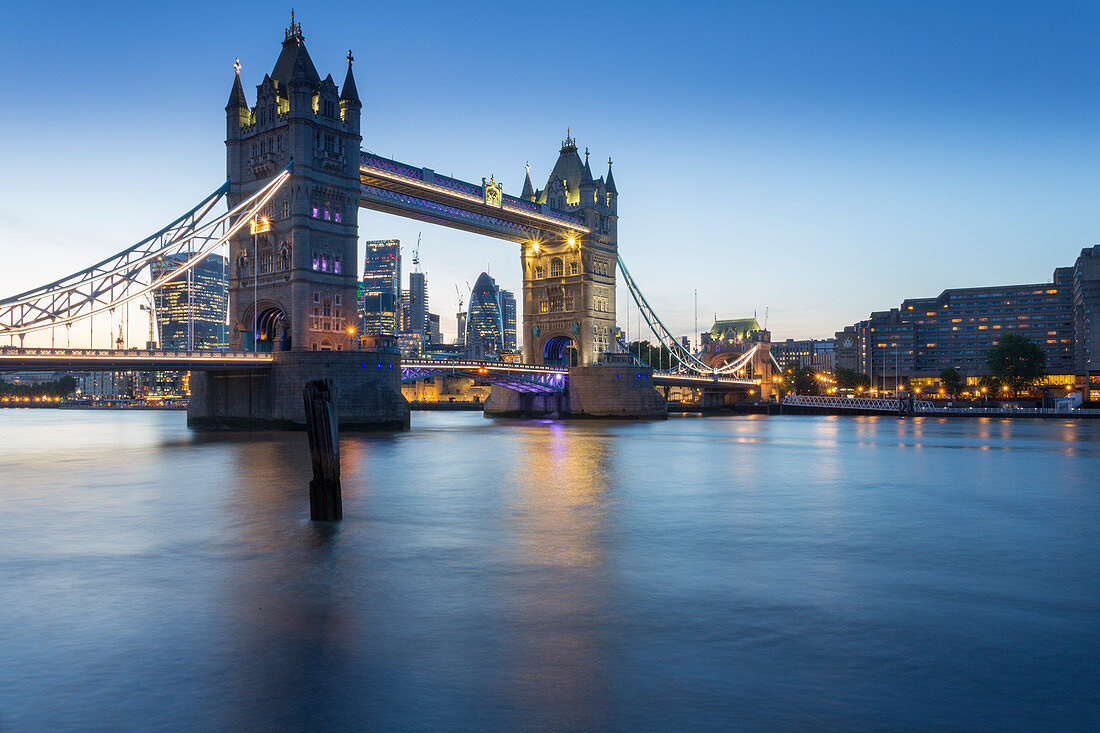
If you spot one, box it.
[466,272,504,355]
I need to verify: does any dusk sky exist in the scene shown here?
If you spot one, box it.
[3,1,1100,345]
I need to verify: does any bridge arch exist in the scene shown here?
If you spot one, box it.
[241,299,290,352]
[541,334,578,368]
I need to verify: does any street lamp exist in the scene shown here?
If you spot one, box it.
[347,325,356,351]
[249,216,271,352]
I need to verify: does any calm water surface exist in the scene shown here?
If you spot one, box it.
[0,410,1097,731]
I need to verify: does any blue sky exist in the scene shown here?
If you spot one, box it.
[3,1,1100,345]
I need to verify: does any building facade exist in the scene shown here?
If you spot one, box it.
[409,271,428,341]
[500,289,517,352]
[466,272,505,357]
[837,264,1087,387]
[151,253,229,350]
[1073,245,1100,373]
[772,338,835,371]
[359,239,400,336]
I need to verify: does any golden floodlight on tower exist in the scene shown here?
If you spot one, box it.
[250,216,271,235]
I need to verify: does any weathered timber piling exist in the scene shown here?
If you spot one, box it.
[303,379,342,521]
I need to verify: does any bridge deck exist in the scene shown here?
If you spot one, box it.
[360,153,590,244]
[0,347,274,371]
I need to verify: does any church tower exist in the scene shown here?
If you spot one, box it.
[519,133,619,366]
[224,13,362,352]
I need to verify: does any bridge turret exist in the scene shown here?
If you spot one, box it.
[579,148,597,207]
[520,162,535,201]
[225,62,250,182]
[604,157,617,207]
[339,51,362,128]
[225,63,250,136]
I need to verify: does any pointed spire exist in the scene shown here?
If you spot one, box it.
[226,58,248,110]
[285,8,303,42]
[340,49,361,106]
[581,147,594,183]
[521,161,535,200]
[605,156,617,194]
[560,128,577,154]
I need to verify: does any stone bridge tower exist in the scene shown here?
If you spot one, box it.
[224,15,362,352]
[519,133,618,366]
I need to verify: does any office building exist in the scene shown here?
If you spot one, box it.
[426,313,442,345]
[836,263,1084,387]
[409,271,428,338]
[1073,244,1100,373]
[466,272,505,357]
[500,289,517,352]
[359,239,401,335]
[772,338,835,371]
[151,253,229,349]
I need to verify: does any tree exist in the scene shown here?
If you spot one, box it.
[939,367,963,398]
[985,334,1046,394]
[781,365,819,395]
[626,340,682,371]
[834,366,870,390]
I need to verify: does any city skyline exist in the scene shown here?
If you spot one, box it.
[4,3,1100,344]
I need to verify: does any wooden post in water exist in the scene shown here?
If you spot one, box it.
[303,379,342,521]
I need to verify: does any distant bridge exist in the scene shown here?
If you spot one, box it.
[782,395,935,413]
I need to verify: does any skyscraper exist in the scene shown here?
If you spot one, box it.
[466,272,504,356]
[499,289,517,352]
[151,253,229,349]
[359,239,400,335]
[409,271,428,339]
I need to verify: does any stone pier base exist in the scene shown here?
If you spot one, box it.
[484,365,667,419]
[187,351,410,431]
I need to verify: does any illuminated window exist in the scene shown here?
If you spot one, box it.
[312,253,320,271]
[312,207,319,218]
[540,301,549,313]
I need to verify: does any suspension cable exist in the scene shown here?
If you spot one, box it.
[0,168,291,336]
[616,254,761,376]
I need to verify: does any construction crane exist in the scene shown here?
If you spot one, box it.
[412,232,421,272]
[454,282,464,313]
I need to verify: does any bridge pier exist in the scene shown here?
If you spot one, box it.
[188,351,409,430]
[483,365,666,419]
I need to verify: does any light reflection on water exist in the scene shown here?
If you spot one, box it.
[0,410,1098,731]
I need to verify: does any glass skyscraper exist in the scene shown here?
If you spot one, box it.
[500,289,517,352]
[359,239,401,335]
[151,253,228,349]
[466,272,505,356]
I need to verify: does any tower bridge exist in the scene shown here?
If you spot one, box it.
[0,17,773,427]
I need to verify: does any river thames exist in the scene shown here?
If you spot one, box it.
[0,410,1097,731]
